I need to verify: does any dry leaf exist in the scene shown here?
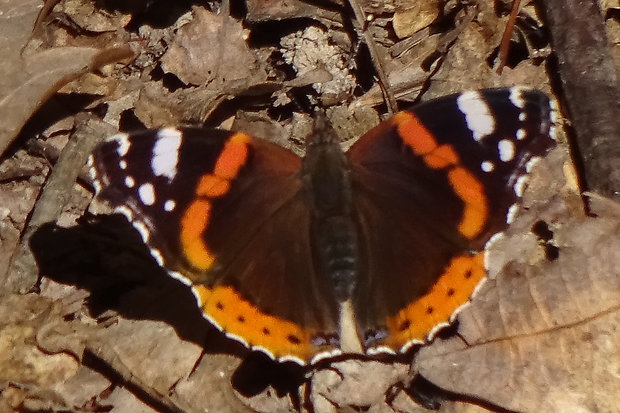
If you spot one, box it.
[1,0,616,411]
[61,0,131,32]
[393,0,441,39]
[0,294,79,387]
[245,0,341,23]
[0,0,132,156]
[417,197,620,412]
[161,7,265,87]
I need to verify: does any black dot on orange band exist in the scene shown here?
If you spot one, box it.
[287,334,301,345]
[426,306,434,314]
[216,302,224,310]
[464,270,472,279]
[447,288,455,297]
[262,328,270,336]
[398,319,411,332]
[237,315,245,323]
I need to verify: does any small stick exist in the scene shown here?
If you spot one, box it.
[347,0,398,114]
[496,0,522,74]
[4,116,114,293]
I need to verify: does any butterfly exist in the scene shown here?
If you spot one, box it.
[89,87,556,365]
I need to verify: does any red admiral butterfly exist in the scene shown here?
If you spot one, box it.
[89,87,557,365]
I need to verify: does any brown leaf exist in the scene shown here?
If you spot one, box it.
[0,294,79,386]
[2,1,614,411]
[0,0,133,157]
[161,7,266,87]
[60,0,131,32]
[393,0,441,39]
[416,189,620,412]
[245,0,342,23]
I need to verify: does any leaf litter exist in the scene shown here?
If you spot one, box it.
[0,0,618,412]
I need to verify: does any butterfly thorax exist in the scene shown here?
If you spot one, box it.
[301,117,360,303]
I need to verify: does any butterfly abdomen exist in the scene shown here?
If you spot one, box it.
[315,215,360,302]
[302,118,362,303]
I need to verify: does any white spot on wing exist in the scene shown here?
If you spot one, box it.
[150,248,164,266]
[457,91,496,141]
[113,134,131,157]
[138,183,156,205]
[498,139,516,162]
[274,348,309,365]
[506,204,520,224]
[425,321,451,342]
[549,99,560,129]
[133,221,150,242]
[152,128,182,181]
[514,175,529,197]
[252,345,280,360]
[483,233,504,271]
[516,128,526,140]
[164,200,176,211]
[124,176,135,188]
[115,205,134,220]
[509,87,527,109]
[367,345,398,356]
[310,349,344,365]
[550,125,558,141]
[481,160,495,172]
[526,156,541,173]
[172,271,192,286]
[400,338,425,354]
[119,160,127,169]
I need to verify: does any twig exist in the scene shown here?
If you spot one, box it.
[32,0,63,38]
[496,0,522,74]
[347,0,398,114]
[4,116,114,293]
[540,0,620,198]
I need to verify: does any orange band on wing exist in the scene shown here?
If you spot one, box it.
[193,284,317,363]
[394,112,438,155]
[180,133,252,271]
[423,144,459,169]
[195,175,230,198]
[214,132,250,179]
[180,200,215,270]
[394,111,488,239]
[384,252,486,349]
[448,167,488,239]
